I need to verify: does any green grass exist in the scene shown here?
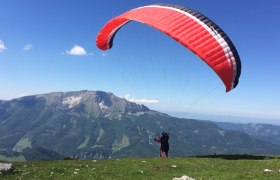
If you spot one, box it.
[1,156,280,179]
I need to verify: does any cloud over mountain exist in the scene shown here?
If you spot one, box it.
[125,94,159,104]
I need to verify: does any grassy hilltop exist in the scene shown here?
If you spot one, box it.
[2,155,280,179]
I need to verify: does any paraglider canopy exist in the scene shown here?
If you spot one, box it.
[96,4,241,92]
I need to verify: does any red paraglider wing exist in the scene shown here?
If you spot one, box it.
[96,4,241,92]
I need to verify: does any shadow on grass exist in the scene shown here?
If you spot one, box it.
[194,154,277,160]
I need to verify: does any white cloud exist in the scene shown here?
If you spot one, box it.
[0,40,7,52]
[66,45,89,56]
[102,53,108,57]
[124,94,159,104]
[23,44,33,51]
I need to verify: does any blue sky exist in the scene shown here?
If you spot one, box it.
[1,0,280,123]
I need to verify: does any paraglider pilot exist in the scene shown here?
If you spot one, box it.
[154,132,169,158]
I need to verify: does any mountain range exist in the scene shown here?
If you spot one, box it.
[0,90,280,161]
[211,121,280,145]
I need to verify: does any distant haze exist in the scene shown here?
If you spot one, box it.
[164,111,280,126]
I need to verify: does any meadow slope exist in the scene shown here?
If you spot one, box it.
[1,156,280,179]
